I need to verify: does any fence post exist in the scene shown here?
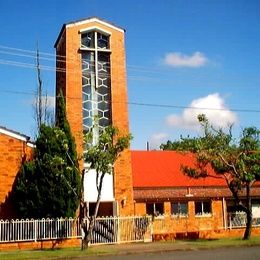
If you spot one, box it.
[117,216,120,244]
[150,216,153,241]
[34,219,37,242]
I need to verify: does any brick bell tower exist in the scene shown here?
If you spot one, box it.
[55,17,134,216]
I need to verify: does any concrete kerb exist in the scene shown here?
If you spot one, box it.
[87,240,260,257]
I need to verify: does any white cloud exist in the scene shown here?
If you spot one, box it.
[45,95,55,109]
[164,51,208,68]
[166,93,238,130]
[32,95,55,109]
[149,132,169,149]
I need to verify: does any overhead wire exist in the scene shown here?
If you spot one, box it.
[0,44,74,61]
[0,44,178,76]
[1,44,259,87]
[0,44,259,114]
[0,88,260,114]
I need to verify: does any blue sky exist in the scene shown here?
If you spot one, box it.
[0,0,259,149]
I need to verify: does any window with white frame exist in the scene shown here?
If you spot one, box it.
[146,202,164,216]
[81,30,111,145]
[171,202,188,217]
[195,201,211,216]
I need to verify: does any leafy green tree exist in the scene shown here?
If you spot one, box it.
[160,136,198,151]
[161,114,260,240]
[81,125,132,249]
[56,90,79,166]
[13,93,81,219]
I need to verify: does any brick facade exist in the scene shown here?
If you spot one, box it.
[0,128,33,219]
[55,18,134,216]
[134,200,224,232]
[132,150,260,239]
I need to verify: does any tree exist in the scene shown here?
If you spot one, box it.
[56,90,78,166]
[34,47,53,134]
[13,93,81,219]
[81,125,132,249]
[161,114,260,240]
[160,136,198,151]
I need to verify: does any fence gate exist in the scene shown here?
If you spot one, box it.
[91,216,152,245]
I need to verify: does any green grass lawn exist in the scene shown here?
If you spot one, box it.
[175,236,260,249]
[0,246,117,260]
[1,237,260,260]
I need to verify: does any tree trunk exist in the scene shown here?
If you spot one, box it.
[243,183,252,240]
[81,218,89,250]
[81,172,105,250]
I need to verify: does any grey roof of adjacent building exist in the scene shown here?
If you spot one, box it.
[0,125,33,143]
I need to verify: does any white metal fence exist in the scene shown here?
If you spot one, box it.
[227,211,260,228]
[0,218,81,243]
[2,213,260,245]
[0,216,152,245]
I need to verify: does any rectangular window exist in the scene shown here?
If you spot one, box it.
[171,202,188,217]
[146,202,164,216]
[195,201,211,216]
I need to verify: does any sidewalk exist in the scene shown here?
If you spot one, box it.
[90,238,260,257]
[90,241,204,256]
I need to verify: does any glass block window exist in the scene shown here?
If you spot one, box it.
[171,202,188,216]
[81,30,111,144]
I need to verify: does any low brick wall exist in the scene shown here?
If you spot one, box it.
[152,227,260,241]
[0,238,81,251]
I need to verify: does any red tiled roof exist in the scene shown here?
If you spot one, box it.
[131,150,227,188]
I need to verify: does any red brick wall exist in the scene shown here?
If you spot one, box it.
[56,30,67,103]
[0,238,80,251]
[55,19,134,216]
[0,133,33,219]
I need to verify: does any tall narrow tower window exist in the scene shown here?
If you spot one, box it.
[81,30,111,144]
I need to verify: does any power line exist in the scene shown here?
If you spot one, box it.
[0,56,258,87]
[127,102,260,113]
[0,88,259,114]
[1,44,259,87]
[0,57,167,82]
[0,45,172,74]
[0,44,180,75]
[1,53,258,87]
[0,44,75,61]
[0,44,259,115]
[0,49,69,65]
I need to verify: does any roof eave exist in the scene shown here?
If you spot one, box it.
[0,126,32,143]
[54,17,125,49]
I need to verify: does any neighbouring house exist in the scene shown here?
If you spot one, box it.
[0,126,34,219]
[131,150,260,238]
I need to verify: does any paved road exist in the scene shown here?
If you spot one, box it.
[86,246,260,260]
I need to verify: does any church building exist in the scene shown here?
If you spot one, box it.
[54,17,134,217]
[0,18,260,241]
